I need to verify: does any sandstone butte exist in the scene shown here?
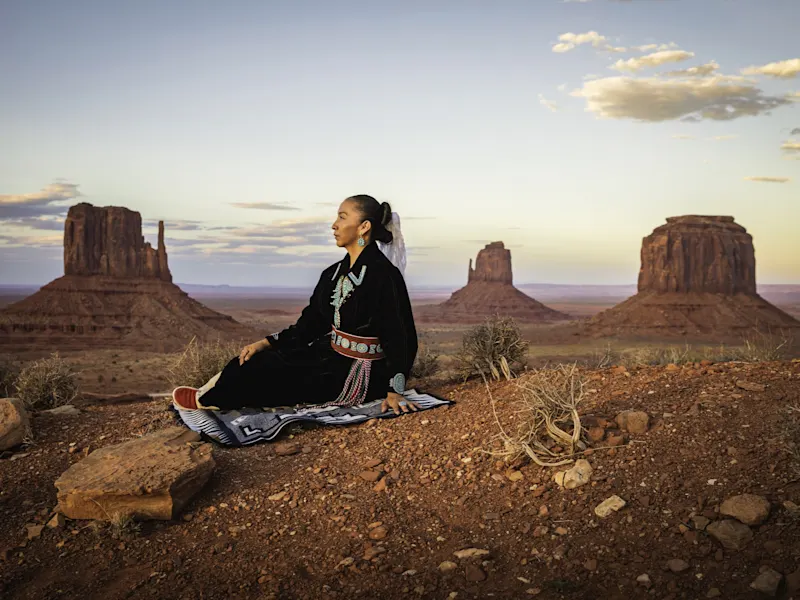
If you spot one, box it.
[416,242,570,324]
[586,215,800,336]
[0,202,258,351]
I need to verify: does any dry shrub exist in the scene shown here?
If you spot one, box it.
[485,363,586,467]
[0,357,19,397]
[14,353,79,410]
[589,343,621,369]
[456,315,528,381]
[735,329,793,362]
[168,336,240,388]
[411,345,441,379]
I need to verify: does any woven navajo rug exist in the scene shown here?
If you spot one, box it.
[173,389,452,447]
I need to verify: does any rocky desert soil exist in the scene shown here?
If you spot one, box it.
[2,359,800,599]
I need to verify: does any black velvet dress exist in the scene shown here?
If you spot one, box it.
[199,242,418,410]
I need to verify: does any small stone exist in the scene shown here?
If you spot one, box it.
[373,477,387,493]
[363,458,383,469]
[719,494,770,526]
[453,548,489,559]
[47,513,66,529]
[706,588,721,598]
[268,491,286,502]
[691,515,710,531]
[368,526,388,540]
[42,405,81,416]
[584,559,597,571]
[636,573,652,588]
[525,589,541,596]
[615,411,650,434]
[552,459,593,489]
[1,399,30,452]
[26,524,44,540]
[606,434,624,447]
[595,495,626,518]
[438,561,457,572]
[587,427,605,442]
[274,441,301,456]
[667,559,690,573]
[532,525,548,537]
[750,568,782,596]
[506,469,523,482]
[359,471,382,482]
[707,519,753,551]
[785,569,800,593]
[554,527,568,536]
[735,380,765,392]
[464,564,486,582]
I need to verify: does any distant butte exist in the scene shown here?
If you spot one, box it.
[416,242,569,324]
[0,203,258,351]
[586,215,800,336]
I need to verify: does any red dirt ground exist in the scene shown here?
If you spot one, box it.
[2,360,800,598]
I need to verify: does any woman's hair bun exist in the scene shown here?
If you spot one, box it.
[380,202,392,227]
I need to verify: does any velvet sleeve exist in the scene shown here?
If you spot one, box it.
[265,272,330,351]
[375,268,418,395]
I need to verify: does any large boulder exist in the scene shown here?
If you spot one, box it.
[0,398,30,451]
[55,427,214,521]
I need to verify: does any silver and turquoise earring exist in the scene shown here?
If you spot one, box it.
[357,236,366,247]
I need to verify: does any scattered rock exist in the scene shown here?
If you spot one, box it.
[464,564,486,582]
[26,524,44,540]
[506,469,523,482]
[636,573,652,588]
[363,458,383,469]
[736,380,766,392]
[274,441,300,456]
[719,494,770,526]
[0,399,30,452]
[54,427,215,521]
[47,513,66,529]
[706,588,721,598]
[667,559,690,573]
[368,526,388,540]
[373,478,387,493]
[453,548,489,559]
[750,568,782,596]
[691,515,710,530]
[606,434,624,447]
[706,519,753,551]
[587,427,605,442]
[359,470,382,482]
[41,405,81,416]
[615,411,650,434]
[785,569,800,594]
[584,559,598,571]
[595,495,626,518]
[438,561,457,572]
[553,459,593,489]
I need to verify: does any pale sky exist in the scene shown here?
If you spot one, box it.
[1,0,798,290]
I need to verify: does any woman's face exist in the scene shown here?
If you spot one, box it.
[332,199,370,248]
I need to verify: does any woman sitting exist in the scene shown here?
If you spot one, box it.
[172,195,420,415]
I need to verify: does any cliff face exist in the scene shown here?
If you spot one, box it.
[637,215,755,295]
[63,203,171,282]
[587,215,798,337]
[468,242,513,285]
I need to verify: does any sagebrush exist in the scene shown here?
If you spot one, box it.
[412,344,441,379]
[485,363,586,467]
[456,315,528,381]
[736,329,793,362]
[168,337,241,388]
[14,353,79,410]
[0,357,19,397]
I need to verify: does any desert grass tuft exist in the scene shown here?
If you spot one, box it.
[167,336,240,389]
[456,315,528,381]
[14,353,79,410]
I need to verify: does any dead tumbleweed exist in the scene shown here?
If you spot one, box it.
[485,363,586,467]
[456,315,528,381]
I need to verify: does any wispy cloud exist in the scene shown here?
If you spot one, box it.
[781,140,800,158]
[610,50,694,73]
[741,58,800,79]
[665,61,720,77]
[0,182,81,218]
[571,75,791,122]
[552,31,625,54]
[709,135,738,141]
[743,176,791,184]
[671,134,695,140]
[538,94,559,112]
[229,202,301,211]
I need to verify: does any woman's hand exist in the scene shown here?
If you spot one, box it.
[239,339,271,365]
[380,391,420,415]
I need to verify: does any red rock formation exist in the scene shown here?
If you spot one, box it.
[64,203,171,281]
[469,241,513,285]
[417,242,569,323]
[587,215,799,337]
[0,203,258,351]
[638,216,755,295]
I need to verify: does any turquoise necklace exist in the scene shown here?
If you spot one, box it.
[331,265,366,329]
